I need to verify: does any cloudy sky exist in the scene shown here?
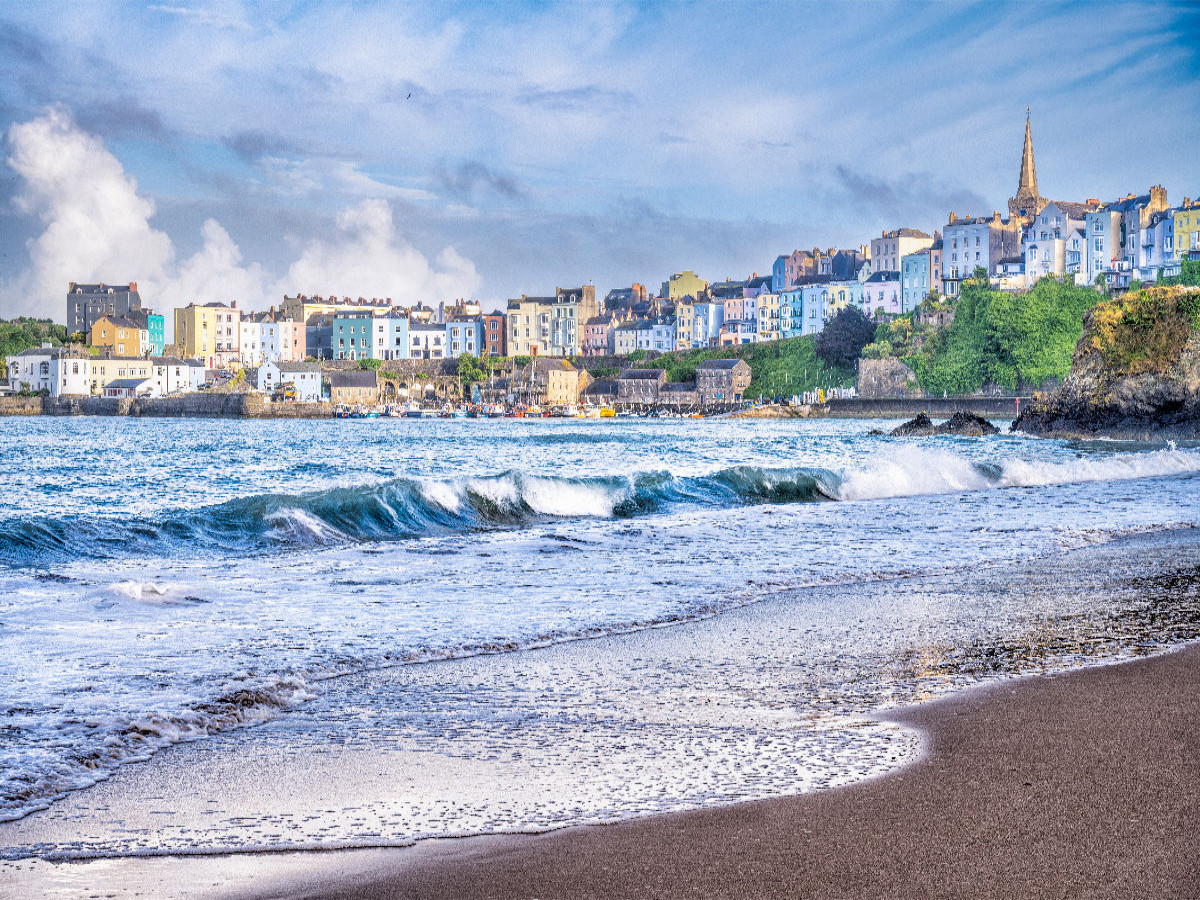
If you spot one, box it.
[1,1,1198,323]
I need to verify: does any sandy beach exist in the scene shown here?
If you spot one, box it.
[237,642,1200,900]
[10,639,1189,898]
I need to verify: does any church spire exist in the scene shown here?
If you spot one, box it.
[1019,107,1038,199]
[1008,107,1045,220]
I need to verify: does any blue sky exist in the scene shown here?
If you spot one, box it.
[1,0,1198,320]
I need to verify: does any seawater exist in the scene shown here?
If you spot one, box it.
[2,416,1200,862]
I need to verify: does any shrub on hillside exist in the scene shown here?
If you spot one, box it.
[815,307,876,370]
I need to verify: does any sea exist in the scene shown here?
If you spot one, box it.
[2,415,1200,882]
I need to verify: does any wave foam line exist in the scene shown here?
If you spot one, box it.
[3,448,1199,564]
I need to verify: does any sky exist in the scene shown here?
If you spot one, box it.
[1,0,1198,325]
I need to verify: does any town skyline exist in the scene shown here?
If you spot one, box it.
[1,1,1198,322]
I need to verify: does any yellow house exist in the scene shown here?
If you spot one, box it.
[174,302,241,369]
[90,315,146,358]
[1175,204,1200,260]
[756,293,781,342]
[662,270,708,302]
[675,298,694,349]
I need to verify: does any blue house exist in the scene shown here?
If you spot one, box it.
[445,317,484,358]
[333,312,374,360]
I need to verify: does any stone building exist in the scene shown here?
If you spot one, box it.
[696,359,751,406]
[67,282,142,338]
[326,370,379,406]
[659,382,701,410]
[617,368,667,407]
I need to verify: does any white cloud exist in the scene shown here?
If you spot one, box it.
[276,198,481,305]
[1,109,482,328]
[172,219,270,306]
[2,105,174,318]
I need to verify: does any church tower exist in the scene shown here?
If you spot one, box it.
[1008,109,1047,221]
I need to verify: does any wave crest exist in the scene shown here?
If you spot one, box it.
[3,447,1199,565]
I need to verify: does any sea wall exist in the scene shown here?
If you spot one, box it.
[0,394,333,418]
[824,397,1027,420]
[0,396,46,416]
[731,396,1027,420]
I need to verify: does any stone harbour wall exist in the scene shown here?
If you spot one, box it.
[0,394,333,418]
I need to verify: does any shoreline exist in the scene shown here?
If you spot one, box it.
[7,642,1193,899]
[248,642,1200,900]
[4,525,1200,898]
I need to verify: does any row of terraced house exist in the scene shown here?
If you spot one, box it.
[20,114,1199,404]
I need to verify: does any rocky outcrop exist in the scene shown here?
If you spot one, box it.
[1012,287,1200,440]
[890,413,934,436]
[856,358,922,399]
[935,412,1000,436]
[890,411,999,437]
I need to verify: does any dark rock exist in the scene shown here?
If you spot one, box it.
[866,428,885,436]
[933,412,1000,436]
[890,413,934,436]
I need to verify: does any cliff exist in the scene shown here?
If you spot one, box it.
[1012,286,1200,440]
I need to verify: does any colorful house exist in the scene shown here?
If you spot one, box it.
[90,315,146,358]
[174,301,241,369]
[332,312,374,361]
[446,317,484,358]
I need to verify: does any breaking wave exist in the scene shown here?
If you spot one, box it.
[3,447,1199,566]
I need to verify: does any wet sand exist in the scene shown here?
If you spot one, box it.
[253,642,1200,900]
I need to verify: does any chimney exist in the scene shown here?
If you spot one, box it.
[129,282,137,291]
[948,212,957,224]
[230,300,237,309]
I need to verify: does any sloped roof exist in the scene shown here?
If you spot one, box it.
[619,368,667,380]
[697,359,750,371]
[327,370,378,389]
[1046,200,1100,220]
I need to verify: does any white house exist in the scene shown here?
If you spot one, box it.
[6,345,92,396]
[103,377,154,398]
[260,360,323,401]
[239,314,281,367]
[1023,201,1097,282]
[150,356,203,395]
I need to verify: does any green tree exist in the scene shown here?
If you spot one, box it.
[815,307,876,369]
[904,276,1104,394]
[457,353,485,391]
